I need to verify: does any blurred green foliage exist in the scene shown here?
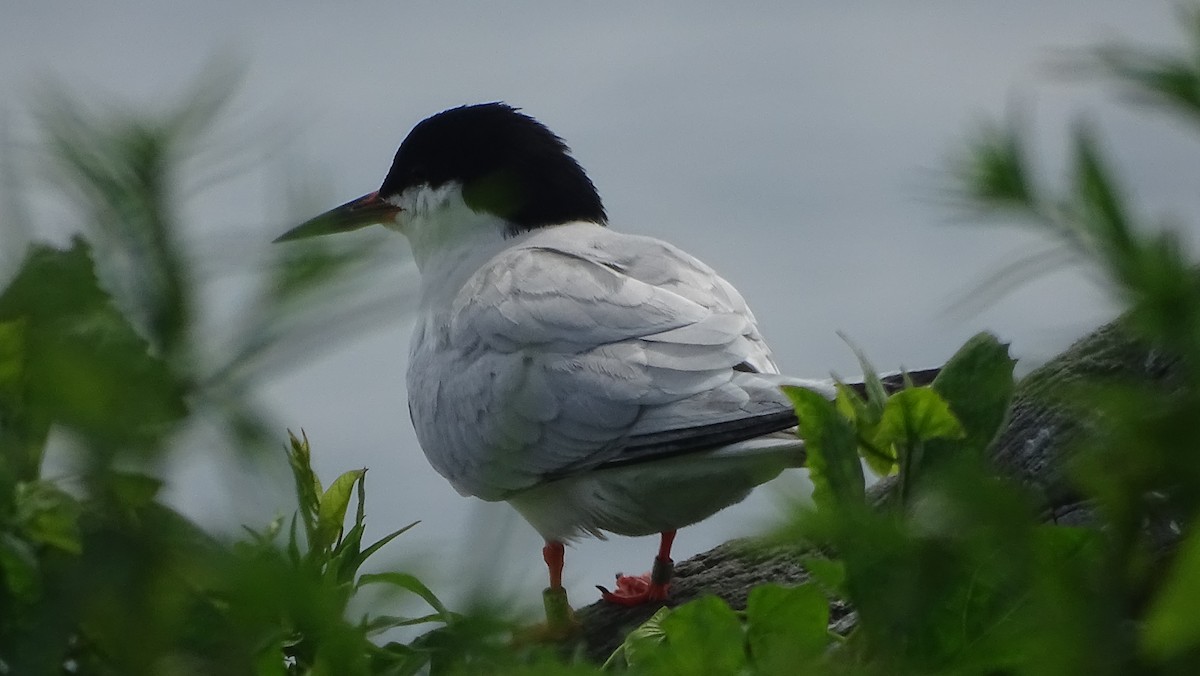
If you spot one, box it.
[5,9,1200,676]
[0,72,490,675]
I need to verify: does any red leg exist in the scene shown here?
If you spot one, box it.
[599,530,677,606]
[537,540,578,635]
[511,540,580,643]
[657,529,676,562]
[543,541,565,590]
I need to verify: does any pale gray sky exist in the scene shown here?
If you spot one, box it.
[2,2,1192,612]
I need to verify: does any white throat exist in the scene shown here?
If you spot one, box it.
[387,183,528,310]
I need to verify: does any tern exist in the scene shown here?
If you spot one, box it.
[277,103,831,608]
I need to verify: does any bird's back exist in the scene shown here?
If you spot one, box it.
[405,222,809,514]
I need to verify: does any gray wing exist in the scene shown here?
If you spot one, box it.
[412,226,797,500]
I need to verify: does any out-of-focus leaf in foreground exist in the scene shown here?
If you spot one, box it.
[783,384,864,511]
[0,239,187,467]
[0,68,445,675]
[26,70,411,464]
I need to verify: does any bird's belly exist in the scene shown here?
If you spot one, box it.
[507,433,802,541]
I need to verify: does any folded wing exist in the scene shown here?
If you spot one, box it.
[410,225,803,500]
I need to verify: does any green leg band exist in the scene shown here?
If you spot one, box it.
[542,586,573,629]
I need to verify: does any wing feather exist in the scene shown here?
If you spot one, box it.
[408,225,800,500]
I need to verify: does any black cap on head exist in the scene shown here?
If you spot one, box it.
[378,103,606,235]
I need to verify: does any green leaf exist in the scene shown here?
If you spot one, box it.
[638,596,745,676]
[874,388,964,451]
[253,640,289,676]
[801,555,847,595]
[860,442,899,478]
[606,606,670,669]
[0,319,26,408]
[1096,39,1200,125]
[354,462,367,528]
[746,584,830,671]
[0,532,40,602]
[331,523,365,583]
[361,613,450,635]
[0,240,187,454]
[1071,124,1135,274]
[839,331,889,410]
[14,480,82,554]
[955,118,1036,210]
[930,332,1015,458]
[286,429,321,541]
[1022,526,1108,672]
[835,380,897,477]
[784,385,864,510]
[106,471,163,511]
[1143,525,1200,658]
[875,387,963,502]
[833,380,865,422]
[262,514,285,541]
[359,521,418,564]
[358,572,454,624]
[315,468,365,553]
[0,318,44,480]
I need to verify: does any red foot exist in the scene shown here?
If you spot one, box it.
[598,531,677,606]
[598,572,670,606]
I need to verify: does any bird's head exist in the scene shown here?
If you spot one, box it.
[275,103,606,244]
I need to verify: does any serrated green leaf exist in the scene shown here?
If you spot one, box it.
[784,385,864,510]
[606,606,671,669]
[930,332,1016,459]
[835,382,896,477]
[0,240,187,453]
[638,596,745,676]
[874,388,965,450]
[875,388,963,504]
[861,443,899,478]
[746,584,830,671]
[315,468,365,553]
